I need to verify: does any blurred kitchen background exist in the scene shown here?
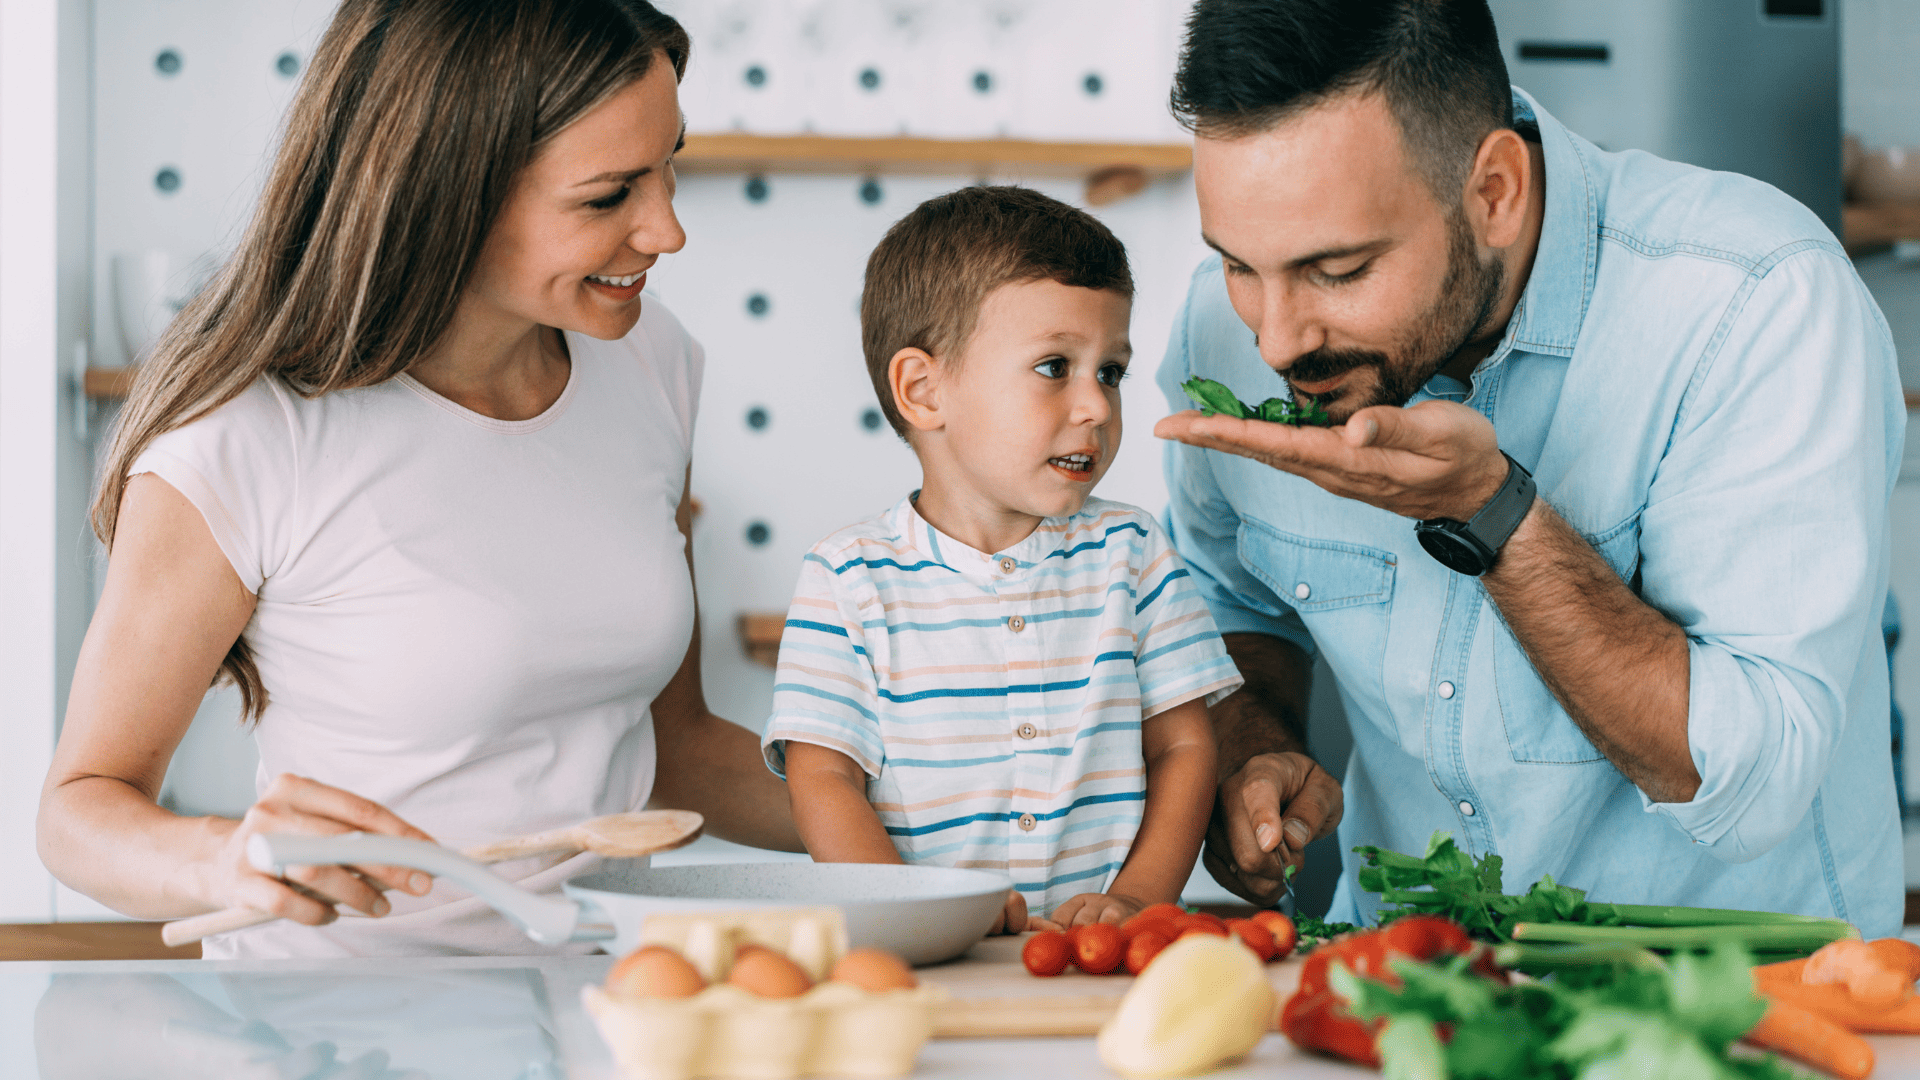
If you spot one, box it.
[3,0,1919,926]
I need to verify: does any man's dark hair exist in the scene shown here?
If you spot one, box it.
[1172,0,1514,203]
[860,185,1133,439]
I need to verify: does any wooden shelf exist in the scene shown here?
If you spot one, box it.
[83,366,137,399]
[739,611,786,668]
[1844,201,1920,257]
[678,133,1191,205]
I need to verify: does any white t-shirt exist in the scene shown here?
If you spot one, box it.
[130,299,702,958]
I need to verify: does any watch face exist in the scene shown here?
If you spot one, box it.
[1417,524,1494,576]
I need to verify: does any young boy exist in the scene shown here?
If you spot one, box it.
[761,186,1242,931]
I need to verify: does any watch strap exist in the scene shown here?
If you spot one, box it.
[1462,451,1536,555]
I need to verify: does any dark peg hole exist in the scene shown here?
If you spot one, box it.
[746,406,770,430]
[745,521,772,546]
[744,64,767,88]
[861,408,884,432]
[155,49,182,76]
[746,293,771,318]
[1083,72,1104,97]
[858,67,882,91]
[744,174,769,203]
[972,70,993,94]
[154,167,182,193]
[275,52,301,77]
[858,178,883,205]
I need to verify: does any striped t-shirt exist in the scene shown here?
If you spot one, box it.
[762,495,1243,916]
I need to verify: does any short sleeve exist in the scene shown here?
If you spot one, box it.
[762,547,885,778]
[127,378,298,595]
[632,296,705,454]
[1132,513,1244,719]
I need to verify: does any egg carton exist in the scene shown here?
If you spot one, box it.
[585,908,944,1080]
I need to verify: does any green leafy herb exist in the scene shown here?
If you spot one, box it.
[1281,863,1361,951]
[1355,832,1857,955]
[1331,944,1810,1080]
[1180,376,1331,426]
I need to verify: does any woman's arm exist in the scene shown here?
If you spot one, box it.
[37,474,434,922]
[1051,697,1218,926]
[645,472,805,851]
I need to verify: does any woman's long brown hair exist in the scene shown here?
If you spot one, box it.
[92,0,689,721]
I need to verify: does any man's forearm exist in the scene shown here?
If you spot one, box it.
[1483,499,1698,802]
[1212,633,1315,776]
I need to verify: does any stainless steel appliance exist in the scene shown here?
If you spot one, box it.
[1487,0,1840,233]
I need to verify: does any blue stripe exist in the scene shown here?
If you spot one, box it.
[786,618,847,638]
[1132,567,1190,615]
[1138,630,1230,668]
[772,684,878,723]
[1012,861,1125,893]
[883,790,1146,837]
[1040,521,1149,563]
[831,555,948,575]
[886,754,1016,769]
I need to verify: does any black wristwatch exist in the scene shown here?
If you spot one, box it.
[1414,452,1536,576]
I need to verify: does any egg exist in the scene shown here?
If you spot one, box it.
[606,945,706,999]
[829,948,918,992]
[727,946,814,998]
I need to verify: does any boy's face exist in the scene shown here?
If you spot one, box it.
[931,279,1132,523]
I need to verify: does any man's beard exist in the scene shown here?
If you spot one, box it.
[1284,208,1506,420]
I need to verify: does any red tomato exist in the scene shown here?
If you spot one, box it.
[1173,914,1230,938]
[1226,918,1280,961]
[1022,931,1070,977]
[1124,929,1171,975]
[1251,910,1298,959]
[1072,922,1126,974]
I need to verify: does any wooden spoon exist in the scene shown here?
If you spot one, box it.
[160,809,703,947]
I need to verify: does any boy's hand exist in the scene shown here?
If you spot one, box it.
[1046,892,1155,928]
[988,888,1029,935]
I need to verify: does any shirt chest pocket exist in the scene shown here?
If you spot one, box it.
[1237,520,1396,705]
[1494,513,1642,764]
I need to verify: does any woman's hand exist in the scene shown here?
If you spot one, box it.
[200,773,437,925]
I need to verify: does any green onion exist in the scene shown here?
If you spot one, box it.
[1510,919,1856,955]
[1595,903,1855,929]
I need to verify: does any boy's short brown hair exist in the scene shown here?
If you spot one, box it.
[861,185,1133,438]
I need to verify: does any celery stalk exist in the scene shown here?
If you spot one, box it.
[1510,920,1856,954]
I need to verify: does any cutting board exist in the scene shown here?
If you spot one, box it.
[917,933,1304,1039]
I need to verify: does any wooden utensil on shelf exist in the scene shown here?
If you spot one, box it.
[160,809,703,947]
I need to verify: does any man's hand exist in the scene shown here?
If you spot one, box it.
[1203,751,1343,905]
[1155,399,1507,522]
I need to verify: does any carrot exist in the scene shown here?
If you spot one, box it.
[1747,998,1875,1080]
[1806,939,1912,1009]
[1868,937,1920,981]
[1759,978,1920,1033]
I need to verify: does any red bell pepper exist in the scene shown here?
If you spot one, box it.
[1279,915,1500,1067]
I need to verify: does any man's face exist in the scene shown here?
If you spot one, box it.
[1193,91,1502,423]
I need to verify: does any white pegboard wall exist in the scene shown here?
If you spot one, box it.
[89,1,1211,816]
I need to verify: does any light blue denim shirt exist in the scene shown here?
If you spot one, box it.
[1158,90,1907,935]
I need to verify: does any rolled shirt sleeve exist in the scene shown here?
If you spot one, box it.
[1156,261,1318,659]
[1638,248,1904,860]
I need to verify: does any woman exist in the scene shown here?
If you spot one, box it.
[35,0,798,957]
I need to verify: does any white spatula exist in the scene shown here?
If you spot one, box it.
[160,809,703,947]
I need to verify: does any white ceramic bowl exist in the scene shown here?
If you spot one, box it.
[567,862,1010,966]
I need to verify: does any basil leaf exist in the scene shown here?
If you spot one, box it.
[1180,377,1248,419]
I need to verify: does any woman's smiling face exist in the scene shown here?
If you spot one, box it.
[466,53,687,342]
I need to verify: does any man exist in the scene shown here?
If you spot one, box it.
[1157,0,1904,934]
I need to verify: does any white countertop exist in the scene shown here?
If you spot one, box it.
[10,950,1920,1079]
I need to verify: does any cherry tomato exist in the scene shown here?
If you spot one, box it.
[1173,914,1230,938]
[1072,922,1125,974]
[1022,931,1070,977]
[1124,929,1171,975]
[1225,918,1279,961]
[1251,910,1298,959]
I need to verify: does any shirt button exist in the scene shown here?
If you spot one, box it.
[1017,723,1037,740]
[1294,582,1311,600]
[1007,615,1025,633]
[1459,800,1475,817]
[1018,813,1037,831]
[1438,681,1456,699]
[998,557,1017,574]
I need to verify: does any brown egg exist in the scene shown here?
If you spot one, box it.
[829,948,917,992]
[727,947,813,998]
[606,945,706,999]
